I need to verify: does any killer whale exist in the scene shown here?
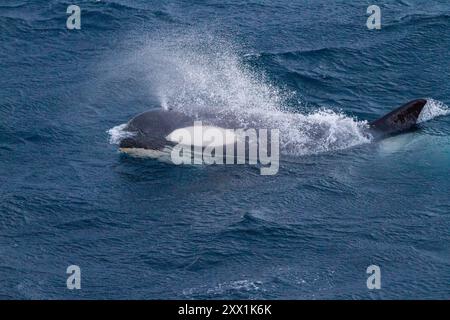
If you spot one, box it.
[118,99,428,153]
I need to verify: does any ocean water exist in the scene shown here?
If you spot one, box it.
[1,0,449,299]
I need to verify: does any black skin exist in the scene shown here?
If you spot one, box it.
[119,109,193,150]
[369,99,427,138]
[119,99,428,150]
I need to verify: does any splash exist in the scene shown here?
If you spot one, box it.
[108,31,372,155]
[418,99,450,123]
[107,123,135,145]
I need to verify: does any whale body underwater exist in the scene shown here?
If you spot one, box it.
[117,99,428,160]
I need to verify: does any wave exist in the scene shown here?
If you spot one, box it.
[108,123,135,145]
[397,13,450,25]
[184,279,263,299]
[381,12,450,33]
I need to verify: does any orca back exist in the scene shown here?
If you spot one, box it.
[369,99,427,136]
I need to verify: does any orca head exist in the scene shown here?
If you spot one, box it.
[118,108,194,151]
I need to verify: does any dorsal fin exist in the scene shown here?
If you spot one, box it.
[370,99,427,136]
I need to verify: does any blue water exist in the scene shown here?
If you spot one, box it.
[1,0,449,299]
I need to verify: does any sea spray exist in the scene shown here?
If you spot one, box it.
[108,31,373,156]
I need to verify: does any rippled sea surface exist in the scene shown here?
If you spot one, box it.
[1,0,449,299]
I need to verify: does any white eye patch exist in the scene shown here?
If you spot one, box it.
[166,125,238,147]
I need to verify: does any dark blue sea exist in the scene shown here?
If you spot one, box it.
[1,0,449,299]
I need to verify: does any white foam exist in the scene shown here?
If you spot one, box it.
[418,99,450,123]
[107,123,134,145]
